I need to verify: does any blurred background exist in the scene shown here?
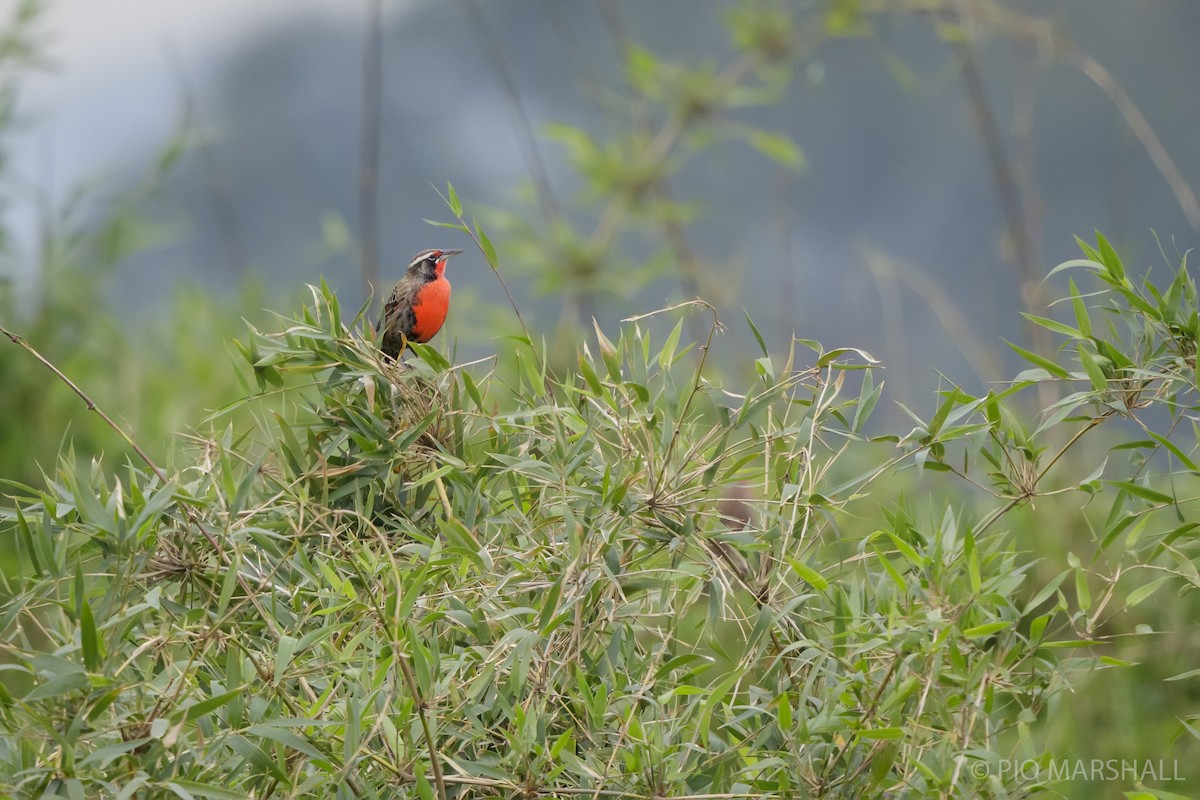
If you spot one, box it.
[6,0,1199,397]
[2,1,1200,796]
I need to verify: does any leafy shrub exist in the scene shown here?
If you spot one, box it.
[0,235,1197,798]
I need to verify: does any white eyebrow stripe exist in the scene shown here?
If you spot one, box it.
[409,249,441,266]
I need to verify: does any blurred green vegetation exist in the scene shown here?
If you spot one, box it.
[0,1,1198,798]
[0,261,269,488]
[0,9,275,490]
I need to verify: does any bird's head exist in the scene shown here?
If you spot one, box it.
[407,248,463,281]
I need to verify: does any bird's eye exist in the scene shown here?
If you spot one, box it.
[427,252,440,263]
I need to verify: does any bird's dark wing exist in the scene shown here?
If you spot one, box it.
[377,286,400,333]
[378,281,417,359]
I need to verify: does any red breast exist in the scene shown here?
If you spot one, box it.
[410,274,452,343]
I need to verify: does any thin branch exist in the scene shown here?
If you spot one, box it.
[1011,37,1043,276]
[820,653,902,786]
[437,187,555,397]
[950,11,1031,279]
[437,190,534,348]
[337,521,449,800]
[1069,47,1200,231]
[164,43,248,279]
[587,640,673,800]
[596,0,629,60]
[459,0,561,222]
[775,170,797,346]
[395,654,448,800]
[646,300,721,499]
[360,0,383,297]
[947,16,1044,318]
[942,0,1200,232]
[34,129,56,310]
[971,410,1108,539]
[649,181,708,341]
[862,247,1002,387]
[2,326,170,485]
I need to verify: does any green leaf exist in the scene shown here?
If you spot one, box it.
[1029,614,1050,643]
[658,317,685,369]
[461,370,486,410]
[745,310,769,358]
[1045,256,1104,280]
[164,782,248,800]
[274,635,299,685]
[1069,278,1092,337]
[1077,345,1107,393]
[1074,561,1092,613]
[421,217,470,233]
[777,692,793,729]
[1105,480,1173,505]
[1095,230,1125,282]
[856,727,905,740]
[410,342,450,372]
[1020,312,1081,340]
[130,480,177,543]
[963,621,1010,639]
[217,552,241,617]
[746,129,806,170]
[1004,340,1070,379]
[626,44,662,97]
[884,531,926,568]
[394,411,440,453]
[474,221,498,269]
[446,181,463,218]
[873,542,908,592]
[1023,570,1069,614]
[175,688,244,724]
[245,723,326,760]
[15,507,41,577]
[965,530,980,594]
[537,575,564,635]
[1147,431,1199,472]
[786,558,828,591]
[25,670,89,701]
[73,561,85,620]
[80,599,101,672]
[697,671,740,745]
[415,771,435,800]
[79,739,153,770]
[577,350,604,396]
[853,370,882,433]
[1100,655,1139,667]
[1126,576,1173,608]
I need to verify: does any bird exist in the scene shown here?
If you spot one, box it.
[376,248,463,359]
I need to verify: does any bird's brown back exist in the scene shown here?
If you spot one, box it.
[378,277,422,359]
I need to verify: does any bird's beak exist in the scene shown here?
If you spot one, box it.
[441,249,464,259]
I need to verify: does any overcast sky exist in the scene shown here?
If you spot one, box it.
[11,1,360,199]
